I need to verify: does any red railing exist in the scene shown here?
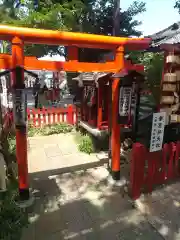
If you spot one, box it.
[130,142,180,200]
[27,105,77,127]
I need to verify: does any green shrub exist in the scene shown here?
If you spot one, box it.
[0,133,28,240]
[7,135,16,155]
[0,182,28,240]
[74,131,82,143]
[78,134,94,154]
[43,123,73,135]
[28,125,41,137]
[28,123,73,137]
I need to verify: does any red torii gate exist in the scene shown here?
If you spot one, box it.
[0,24,151,202]
[0,54,145,72]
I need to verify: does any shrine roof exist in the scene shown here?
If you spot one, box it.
[73,68,143,83]
[72,72,111,82]
[148,22,180,47]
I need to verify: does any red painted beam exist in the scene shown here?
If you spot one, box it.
[0,54,120,72]
[0,25,151,50]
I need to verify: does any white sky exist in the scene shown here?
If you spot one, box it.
[121,0,180,36]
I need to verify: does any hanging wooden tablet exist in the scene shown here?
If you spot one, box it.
[164,73,177,82]
[170,114,178,123]
[175,70,180,81]
[162,83,176,92]
[161,96,174,104]
[166,55,180,64]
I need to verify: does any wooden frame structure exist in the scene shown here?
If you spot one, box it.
[72,60,145,137]
[73,72,111,136]
[0,24,151,200]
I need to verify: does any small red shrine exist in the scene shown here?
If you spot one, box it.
[73,60,145,138]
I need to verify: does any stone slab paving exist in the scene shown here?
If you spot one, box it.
[22,166,163,240]
[24,133,178,239]
[27,133,108,174]
[136,182,180,240]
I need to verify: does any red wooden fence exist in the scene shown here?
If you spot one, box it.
[27,105,77,127]
[130,142,180,200]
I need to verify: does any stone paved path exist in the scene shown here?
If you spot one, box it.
[136,182,180,240]
[22,133,180,240]
[22,166,162,240]
[27,133,108,174]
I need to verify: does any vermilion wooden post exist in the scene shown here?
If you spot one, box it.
[37,109,41,127]
[67,105,73,124]
[75,106,79,125]
[111,77,120,180]
[162,143,169,181]
[47,109,50,125]
[52,107,56,124]
[12,37,29,201]
[57,108,61,123]
[42,108,46,125]
[97,83,103,129]
[175,141,180,176]
[130,143,146,200]
[146,152,157,193]
[167,143,175,180]
[111,46,124,180]
[153,151,162,185]
[32,109,36,127]
[104,85,109,125]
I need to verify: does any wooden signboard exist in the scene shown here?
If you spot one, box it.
[149,112,166,152]
[13,89,27,126]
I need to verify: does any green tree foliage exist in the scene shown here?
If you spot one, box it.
[0,0,17,22]
[78,0,146,61]
[129,51,164,103]
[0,0,85,56]
[0,0,146,58]
[79,0,146,36]
[174,0,180,13]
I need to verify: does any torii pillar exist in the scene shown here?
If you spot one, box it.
[110,46,124,181]
[12,37,30,202]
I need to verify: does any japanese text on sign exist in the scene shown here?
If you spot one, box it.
[13,89,27,126]
[119,87,132,116]
[150,112,166,152]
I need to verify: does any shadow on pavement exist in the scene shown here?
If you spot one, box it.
[21,166,163,240]
[140,181,180,240]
